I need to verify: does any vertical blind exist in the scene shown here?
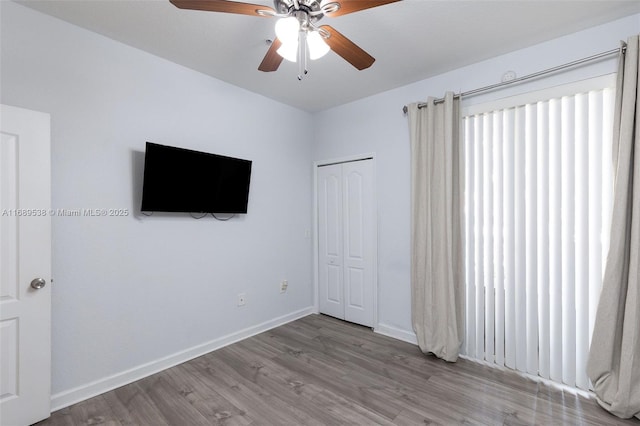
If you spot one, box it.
[462,81,614,390]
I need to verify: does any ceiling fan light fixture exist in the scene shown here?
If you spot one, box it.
[307,30,330,60]
[277,41,298,62]
[275,16,299,45]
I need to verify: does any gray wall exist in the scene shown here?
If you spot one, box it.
[311,14,639,342]
[1,1,314,402]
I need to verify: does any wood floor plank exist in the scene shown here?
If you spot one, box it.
[425,373,558,425]
[67,395,122,426]
[302,389,396,425]
[34,407,75,426]
[110,382,171,426]
[427,366,596,424]
[159,364,252,426]
[36,395,124,426]
[215,350,355,425]
[271,350,405,421]
[184,352,327,425]
[38,314,640,426]
[135,375,211,426]
[100,390,155,426]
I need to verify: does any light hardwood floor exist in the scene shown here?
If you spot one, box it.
[37,314,640,425]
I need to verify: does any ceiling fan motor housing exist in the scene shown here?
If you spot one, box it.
[274,0,325,24]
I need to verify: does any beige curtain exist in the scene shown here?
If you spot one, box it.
[407,92,464,362]
[587,35,640,420]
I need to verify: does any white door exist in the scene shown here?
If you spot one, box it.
[317,159,375,327]
[318,165,344,320]
[1,105,51,426]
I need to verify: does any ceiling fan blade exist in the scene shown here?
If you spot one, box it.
[169,0,275,17]
[324,0,401,17]
[258,38,284,72]
[321,25,374,70]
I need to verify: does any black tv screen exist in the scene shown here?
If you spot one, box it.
[141,142,252,214]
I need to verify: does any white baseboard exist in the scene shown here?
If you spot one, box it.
[51,306,315,412]
[374,323,418,345]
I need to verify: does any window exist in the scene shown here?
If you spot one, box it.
[462,76,615,389]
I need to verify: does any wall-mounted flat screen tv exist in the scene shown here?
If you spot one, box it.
[141,142,252,214]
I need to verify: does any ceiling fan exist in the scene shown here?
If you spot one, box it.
[169,0,401,79]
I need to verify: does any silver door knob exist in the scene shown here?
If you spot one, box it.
[30,278,46,290]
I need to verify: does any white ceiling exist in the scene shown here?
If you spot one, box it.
[15,0,640,112]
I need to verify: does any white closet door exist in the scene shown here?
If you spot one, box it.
[317,159,375,327]
[318,164,345,320]
[342,160,374,326]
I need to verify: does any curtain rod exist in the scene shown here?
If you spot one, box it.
[402,45,625,114]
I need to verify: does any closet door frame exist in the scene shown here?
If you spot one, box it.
[313,153,378,328]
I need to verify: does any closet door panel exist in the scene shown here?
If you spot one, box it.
[317,164,344,319]
[342,160,374,327]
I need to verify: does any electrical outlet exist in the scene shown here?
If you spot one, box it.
[502,70,517,82]
[237,293,246,306]
[280,280,288,293]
